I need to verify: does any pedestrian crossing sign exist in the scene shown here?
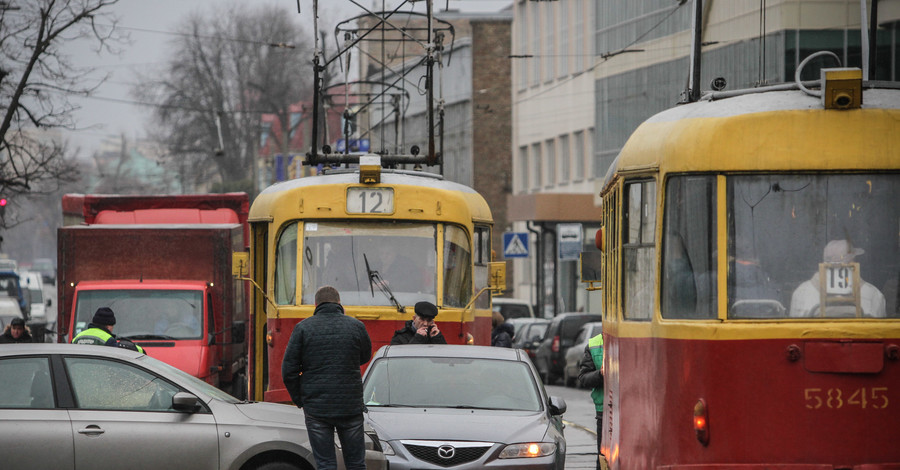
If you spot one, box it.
[503,232,530,258]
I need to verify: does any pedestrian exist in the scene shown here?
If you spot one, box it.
[490,311,513,347]
[390,301,447,344]
[71,307,145,353]
[281,286,372,470]
[577,332,604,470]
[0,317,33,343]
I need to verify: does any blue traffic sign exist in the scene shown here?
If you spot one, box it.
[503,232,530,258]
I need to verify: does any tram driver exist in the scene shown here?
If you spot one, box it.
[789,239,886,317]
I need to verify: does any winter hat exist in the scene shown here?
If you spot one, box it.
[10,317,25,327]
[92,307,117,326]
[414,301,438,319]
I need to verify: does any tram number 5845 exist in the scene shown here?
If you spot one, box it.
[804,387,889,410]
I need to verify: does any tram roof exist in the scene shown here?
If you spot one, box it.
[250,169,493,222]
[611,87,900,180]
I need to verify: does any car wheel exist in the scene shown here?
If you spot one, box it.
[252,462,303,470]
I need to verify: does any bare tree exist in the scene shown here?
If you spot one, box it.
[134,2,313,194]
[0,0,122,219]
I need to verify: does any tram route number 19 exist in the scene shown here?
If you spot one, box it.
[804,387,889,410]
[347,188,394,214]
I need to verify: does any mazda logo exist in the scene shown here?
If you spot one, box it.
[437,445,456,459]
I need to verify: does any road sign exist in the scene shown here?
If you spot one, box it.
[503,232,530,258]
[558,223,583,260]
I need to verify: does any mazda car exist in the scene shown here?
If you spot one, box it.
[362,344,567,469]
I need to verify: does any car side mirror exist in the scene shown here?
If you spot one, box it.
[548,396,567,416]
[172,392,202,413]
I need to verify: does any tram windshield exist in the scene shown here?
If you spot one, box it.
[662,173,900,319]
[300,222,438,306]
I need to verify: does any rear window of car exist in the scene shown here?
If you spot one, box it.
[561,317,597,339]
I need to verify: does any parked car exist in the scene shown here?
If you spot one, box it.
[363,344,567,470]
[0,343,387,470]
[562,321,603,387]
[509,317,550,362]
[534,312,603,385]
[20,271,47,320]
[492,297,536,319]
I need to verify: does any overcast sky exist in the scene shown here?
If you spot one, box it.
[64,0,511,156]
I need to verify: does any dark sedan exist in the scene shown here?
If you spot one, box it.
[534,312,602,385]
[362,344,567,469]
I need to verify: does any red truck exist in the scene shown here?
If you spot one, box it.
[57,193,251,398]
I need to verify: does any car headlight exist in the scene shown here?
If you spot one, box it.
[498,442,556,459]
[379,440,395,456]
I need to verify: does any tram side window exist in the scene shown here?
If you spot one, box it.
[622,180,656,321]
[444,225,473,308]
[474,226,491,309]
[274,222,298,305]
[661,175,716,319]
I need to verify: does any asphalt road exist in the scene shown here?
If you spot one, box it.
[544,383,600,470]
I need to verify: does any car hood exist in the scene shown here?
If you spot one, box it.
[236,401,304,425]
[366,408,552,443]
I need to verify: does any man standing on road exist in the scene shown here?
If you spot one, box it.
[578,332,604,470]
[282,286,372,470]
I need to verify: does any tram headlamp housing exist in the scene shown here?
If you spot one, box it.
[359,154,382,184]
[821,68,862,110]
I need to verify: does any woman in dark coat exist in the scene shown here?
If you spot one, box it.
[491,311,514,348]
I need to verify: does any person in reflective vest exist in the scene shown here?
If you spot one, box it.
[577,332,604,470]
[72,307,145,354]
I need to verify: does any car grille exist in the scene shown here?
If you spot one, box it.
[403,442,491,467]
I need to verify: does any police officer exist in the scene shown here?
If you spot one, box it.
[72,307,145,353]
[577,332,604,470]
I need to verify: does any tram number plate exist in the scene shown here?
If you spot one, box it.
[825,265,854,295]
[347,188,394,214]
[804,387,889,410]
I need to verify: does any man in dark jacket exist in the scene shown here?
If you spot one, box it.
[578,332,604,470]
[390,301,447,344]
[0,317,32,343]
[491,311,514,347]
[71,307,144,353]
[282,286,372,470]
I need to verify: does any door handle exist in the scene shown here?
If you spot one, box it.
[77,425,105,435]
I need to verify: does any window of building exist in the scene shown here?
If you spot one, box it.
[530,143,541,191]
[574,130,585,182]
[530,2,541,87]
[544,3,555,83]
[544,138,556,189]
[574,0,584,73]
[516,0,528,90]
[517,145,529,193]
[558,0,569,78]
[559,134,570,184]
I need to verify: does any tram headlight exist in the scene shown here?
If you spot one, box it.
[821,68,862,110]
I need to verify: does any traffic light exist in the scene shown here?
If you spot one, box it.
[0,198,6,219]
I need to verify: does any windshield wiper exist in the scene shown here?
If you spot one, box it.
[122,334,176,340]
[363,253,404,312]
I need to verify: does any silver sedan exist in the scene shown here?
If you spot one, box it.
[0,343,386,470]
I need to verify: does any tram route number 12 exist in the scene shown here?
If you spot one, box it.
[804,387,889,410]
[347,188,394,214]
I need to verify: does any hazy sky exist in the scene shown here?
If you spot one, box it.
[64,0,511,156]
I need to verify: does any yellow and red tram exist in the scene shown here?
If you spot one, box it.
[244,156,500,403]
[596,71,900,468]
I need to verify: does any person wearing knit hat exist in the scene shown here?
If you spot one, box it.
[0,317,33,343]
[790,240,886,317]
[72,307,145,353]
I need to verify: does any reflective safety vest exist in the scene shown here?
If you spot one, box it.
[588,334,604,412]
[73,327,145,354]
[72,327,113,346]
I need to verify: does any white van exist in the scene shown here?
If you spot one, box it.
[491,297,536,319]
[20,271,45,320]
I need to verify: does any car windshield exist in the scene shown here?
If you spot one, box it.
[135,354,241,404]
[74,289,204,339]
[364,356,542,411]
